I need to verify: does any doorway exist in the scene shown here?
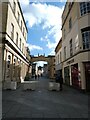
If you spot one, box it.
[84,62,90,92]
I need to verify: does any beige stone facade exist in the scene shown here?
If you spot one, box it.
[0,1,30,86]
[55,38,62,77]
[48,55,55,79]
[61,2,90,91]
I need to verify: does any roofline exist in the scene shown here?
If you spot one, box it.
[55,38,62,52]
[61,2,74,30]
[18,0,28,33]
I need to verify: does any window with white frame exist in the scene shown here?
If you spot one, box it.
[23,27,24,36]
[11,23,14,40]
[17,12,20,24]
[80,2,90,16]
[16,32,18,46]
[70,39,73,56]
[13,2,16,14]
[60,52,62,62]
[21,20,22,31]
[64,46,66,60]
[58,54,59,64]
[56,56,57,65]
[64,29,66,39]
[7,55,11,68]
[69,17,72,30]
[82,31,90,49]
[22,43,24,53]
[20,38,21,49]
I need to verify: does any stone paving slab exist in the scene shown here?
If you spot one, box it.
[2,77,89,119]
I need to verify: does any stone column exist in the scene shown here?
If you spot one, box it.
[0,44,5,86]
[0,44,4,86]
[3,49,7,82]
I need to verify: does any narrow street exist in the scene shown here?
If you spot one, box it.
[2,77,88,119]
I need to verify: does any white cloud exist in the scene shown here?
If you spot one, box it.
[19,0,30,9]
[20,2,64,55]
[49,50,55,55]
[26,43,43,51]
[35,61,47,67]
[46,41,56,49]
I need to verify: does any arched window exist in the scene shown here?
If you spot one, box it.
[7,55,11,68]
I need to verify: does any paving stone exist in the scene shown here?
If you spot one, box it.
[31,113,43,118]
[2,77,88,119]
[43,113,60,118]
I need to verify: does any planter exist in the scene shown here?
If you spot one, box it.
[22,81,38,90]
[48,82,60,91]
[3,81,17,90]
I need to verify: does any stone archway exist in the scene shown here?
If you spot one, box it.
[31,55,49,63]
[31,55,55,79]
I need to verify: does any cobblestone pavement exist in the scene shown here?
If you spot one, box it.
[2,77,89,119]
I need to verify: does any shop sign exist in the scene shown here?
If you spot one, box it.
[67,59,74,65]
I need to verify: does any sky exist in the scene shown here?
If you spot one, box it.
[19,0,66,66]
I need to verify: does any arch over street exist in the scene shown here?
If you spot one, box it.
[30,55,55,79]
[31,55,49,63]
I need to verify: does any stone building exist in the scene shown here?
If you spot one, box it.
[0,0,30,87]
[55,38,62,77]
[48,55,55,79]
[61,1,90,91]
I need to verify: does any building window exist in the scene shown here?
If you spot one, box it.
[68,2,72,11]
[16,32,18,46]
[11,23,14,40]
[70,39,73,56]
[56,56,58,65]
[7,55,11,68]
[13,2,16,14]
[20,38,21,49]
[25,33,26,40]
[80,2,90,16]
[23,27,24,36]
[21,21,22,31]
[60,52,62,62]
[58,54,59,64]
[82,31,90,49]
[64,46,66,60]
[22,43,24,53]
[69,18,72,30]
[64,29,66,39]
[17,12,20,24]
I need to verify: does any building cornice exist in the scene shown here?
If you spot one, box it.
[63,49,90,63]
[17,1,28,33]
[55,38,62,53]
[2,32,29,64]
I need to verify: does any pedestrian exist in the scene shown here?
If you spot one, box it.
[38,74,39,80]
[35,74,37,80]
[60,75,63,91]
[55,74,60,90]
[55,74,59,83]
[55,74,63,91]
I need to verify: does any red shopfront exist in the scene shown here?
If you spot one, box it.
[71,63,81,89]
